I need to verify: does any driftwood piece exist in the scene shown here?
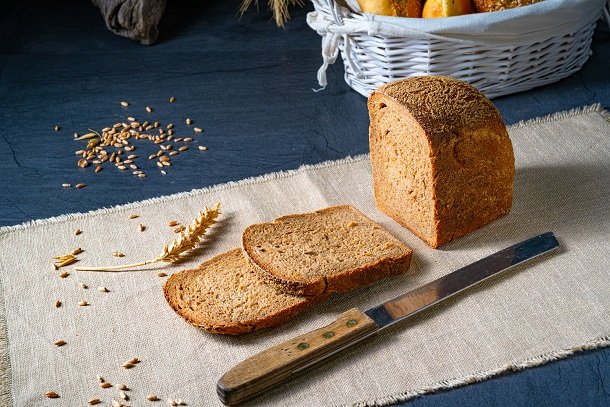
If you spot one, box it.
[91,0,166,45]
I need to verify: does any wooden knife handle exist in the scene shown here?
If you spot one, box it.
[217,308,379,405]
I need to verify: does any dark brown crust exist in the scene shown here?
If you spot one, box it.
[242,205,413,296]
[162,248,322,335]
[368,76,514,248]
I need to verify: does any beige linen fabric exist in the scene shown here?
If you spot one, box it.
[1,105,609,406]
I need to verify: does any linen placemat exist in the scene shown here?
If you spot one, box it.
[1,105,609,406]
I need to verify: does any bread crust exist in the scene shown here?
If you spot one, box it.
[368,76,514,248]
[243,205,412,296]
[163,248,321,335]
[473,0,542,12]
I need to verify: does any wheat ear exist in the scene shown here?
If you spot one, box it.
[75,202,221,272]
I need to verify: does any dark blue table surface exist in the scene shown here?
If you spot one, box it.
[1,1,609,405]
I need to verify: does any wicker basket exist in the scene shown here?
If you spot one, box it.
[307,0,608,98]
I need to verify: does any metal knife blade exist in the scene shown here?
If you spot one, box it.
[365,231,560,329]
[217,232,559,405]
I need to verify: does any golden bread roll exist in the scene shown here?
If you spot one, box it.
[357,0,423,17]
[422,0,475,17]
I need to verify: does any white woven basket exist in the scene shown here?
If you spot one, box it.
[307,0,608,98]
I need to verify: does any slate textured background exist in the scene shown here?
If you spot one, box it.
[1,1,609,405]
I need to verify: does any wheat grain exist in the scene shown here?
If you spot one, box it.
[45,391,60,398]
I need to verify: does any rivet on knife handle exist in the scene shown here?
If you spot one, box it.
[216,308,379,406]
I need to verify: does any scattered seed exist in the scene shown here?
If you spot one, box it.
[127,154,137,159]
[148,395,160,401]
[75,184,86,189]
[119,390,129,400]
[117,165,127,170]
[146,106,152,113]
[77,159,89,168]
[97,375,105,383]
[111,400,121,407]
[53,125,60,131]
[173,225,185,233]
[59,271,70,278]
[139,224,145,232]
[74,228,82,235]
[100,382,112,389]
[79,282,88,289]
[185,118,192,125]
[45,391,60,398]
[168,399,178,406]
[169,151,178,156]
[78,299,89,306]
[113,252,125,257]
[198,146,207,151]
[56,257,77,268]
[71,247,83,255]
[62,183,71,188]
[95,165,102,173]
[168,220,178,227]
[117,384,128,391]
[88,398,102,405]
[169,96,175,103]
[148,154,156,160]
[127,357,140,364]
[127,116,135,122]
[183,137,193,142]
[54,339,66,347]
[178,146,188,152]
[54,300,62,308]
[193,127,203,133]
[98,286,109,293]
[120,101,129,107]
[162,161,171,167]
[138,173,146,178]
[128,214,139,219]
[122,362,135,369]
[161,170,167,175]
[175,399,185,406]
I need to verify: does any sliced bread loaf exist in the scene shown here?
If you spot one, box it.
[242,205,412,296]
[163,248,319,334]
[368,76,514,248]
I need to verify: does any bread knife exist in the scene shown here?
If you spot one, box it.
[217,232,560,405]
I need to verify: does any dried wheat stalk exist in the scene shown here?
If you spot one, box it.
[75,202,220,272]
[239,0,304,27]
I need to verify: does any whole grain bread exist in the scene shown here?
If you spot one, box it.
[368,76,514,248]
[242,205,412,296]
[163,248,320,334]
[473,0,542,12]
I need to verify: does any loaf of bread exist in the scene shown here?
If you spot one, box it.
[368,76,514,248]
[357,0,423,17]
[473,0,542,12]
[163,249,320,334]
[242,205,412,296]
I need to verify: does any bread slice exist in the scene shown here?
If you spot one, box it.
[163,248,320,334]
[242,205,412,296]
